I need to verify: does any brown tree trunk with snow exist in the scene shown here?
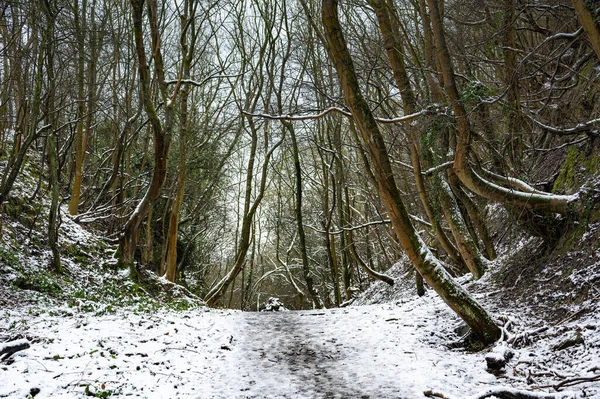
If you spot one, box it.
[322,0,500,344]
[426,0,576,215]
[368,0,464,268]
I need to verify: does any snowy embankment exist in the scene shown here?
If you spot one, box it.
[1,289,597,398]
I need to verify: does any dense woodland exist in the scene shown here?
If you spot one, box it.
[1,0,599,344]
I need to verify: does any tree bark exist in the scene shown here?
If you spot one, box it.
[42,0,61,274]
[502,0,522,166]
[447,169,497,260]
[433,172,488,279]
[347,226,395,286]
[164,0,196,283]
[287,120,325,308]
[0,48,46,208]
[68,0,87,215]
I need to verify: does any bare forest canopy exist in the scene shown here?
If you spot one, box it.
[1,0,599,343]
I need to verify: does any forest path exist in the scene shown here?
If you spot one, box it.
[229,308,397,398]
[0,302,497,398]
[212,304,478,399]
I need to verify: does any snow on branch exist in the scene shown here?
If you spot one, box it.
[519,28,584,67]
[423,161,454,176]
[525,136,589,153]
[528,114,600,136]
[304,214,430,235]
[552,373,600,391]
[243,108,429,124]
[244,107,352,121]
[0,339,30,360]
[165,74,244,88]
[304,219,392,235]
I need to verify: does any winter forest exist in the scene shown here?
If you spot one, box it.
[0,0,599,398]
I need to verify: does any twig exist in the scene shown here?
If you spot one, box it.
[156,347,202,355]
[525,136,589,153]
[553,374,600,391]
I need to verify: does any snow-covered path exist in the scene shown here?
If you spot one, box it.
[2,298,592,398]
[0,300,504,398]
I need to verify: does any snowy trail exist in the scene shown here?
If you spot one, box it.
[231,310,394,398]
[3,299,591,398]
[0,300,502,398]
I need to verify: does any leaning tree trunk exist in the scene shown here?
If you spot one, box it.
[572,0,600,61]
[368,0,464,268]
[0,44,46,209]
[322,0,500,344]
[370,0,489,281]
[433,172,488,279]
[447,169,496,261]
[347,226,395,286]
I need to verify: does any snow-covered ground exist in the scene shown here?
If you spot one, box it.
[1,290,597,398]
[1,185,598,398]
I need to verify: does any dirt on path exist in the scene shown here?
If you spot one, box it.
[233,310,375,398]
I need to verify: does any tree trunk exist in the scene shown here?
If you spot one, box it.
[368,0,464,267]
[68,0,87,215]
[572,0,600,61]
[347,226,395,286]
[0,46,46,208]
[331,124,352,301]
[42,1,61,274]
[164,0,196,283]
[47,129,61,274]
[416,273,425,296]
[433,172,488,279]
[502,0,522,166]
[322,0,500,344]
[119,0,175,273]
[286,120,324,308]
[447,169,497,260]
[426,0,576,215]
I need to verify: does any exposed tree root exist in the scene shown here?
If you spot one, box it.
[0,339,30,360]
